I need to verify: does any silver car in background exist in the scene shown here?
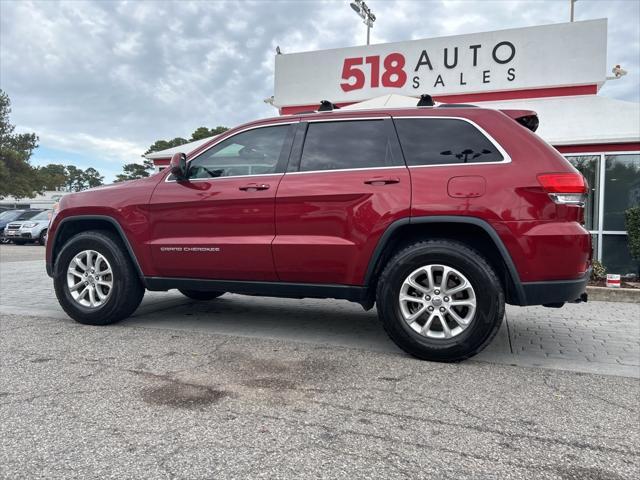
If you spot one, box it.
[4,210,51,245]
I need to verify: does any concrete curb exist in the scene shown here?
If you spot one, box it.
[587,286,640,303]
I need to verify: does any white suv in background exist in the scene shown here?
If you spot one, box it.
[4,210,51,245]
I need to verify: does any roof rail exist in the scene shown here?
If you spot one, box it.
[439,103,478,108]
[318,100,340,112]
[417,94,435,107]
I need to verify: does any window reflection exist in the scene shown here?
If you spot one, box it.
[299,121,397,172]
[567,155,599,230]
[602,235,639,275]
[187,125,290,179]
[395,118,503,166]
[603,154,640,231]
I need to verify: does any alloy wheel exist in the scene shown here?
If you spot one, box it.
[66,249,113,308]
[399,264,476,339]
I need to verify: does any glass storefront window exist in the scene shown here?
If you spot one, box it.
[567,155,599,230]
[565,152,640,276]
[603,154,640,231]
[602,235,640,276]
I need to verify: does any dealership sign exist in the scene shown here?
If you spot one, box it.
[273,19,607,107]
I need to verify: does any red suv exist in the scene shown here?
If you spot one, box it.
[46,102,591,362]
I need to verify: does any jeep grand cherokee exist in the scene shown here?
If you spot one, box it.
[46,103,591,362]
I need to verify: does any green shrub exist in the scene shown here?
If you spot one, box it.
[625,206,640,261]
[591,260,606,281]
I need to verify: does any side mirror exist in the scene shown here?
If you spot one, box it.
[169,153,187,180]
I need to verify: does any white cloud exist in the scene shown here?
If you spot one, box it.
[0,0,638,176]
[36,128,145,163]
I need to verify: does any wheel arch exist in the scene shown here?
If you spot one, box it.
[365,216,526,305]
[49,215,145,283]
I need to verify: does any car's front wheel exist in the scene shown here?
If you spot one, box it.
[377,240,504,362]
[53,230,144,325]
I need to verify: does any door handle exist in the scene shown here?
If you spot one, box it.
[239,183,270,191]
[364,177,400,186]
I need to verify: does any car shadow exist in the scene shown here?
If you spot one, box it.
[127,292,404,355]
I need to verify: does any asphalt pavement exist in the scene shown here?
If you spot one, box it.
[1,245,639,479]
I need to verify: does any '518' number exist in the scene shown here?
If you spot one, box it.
[340,53,407,92]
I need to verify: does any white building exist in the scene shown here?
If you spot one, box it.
[0,190,68,210]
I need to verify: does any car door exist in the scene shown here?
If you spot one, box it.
[273,117,411,285]
[148,122,296,280]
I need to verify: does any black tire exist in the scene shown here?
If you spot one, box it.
[376,240,505,362]
[53,230,144,325]
[179,289,225,301]
[13,240,26,245]
[38,229,47,246]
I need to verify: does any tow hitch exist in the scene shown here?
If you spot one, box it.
[543,292,588,308]
[570,292,588,304]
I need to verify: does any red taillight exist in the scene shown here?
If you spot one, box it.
[537,173,588,193]
[537,173,588,206]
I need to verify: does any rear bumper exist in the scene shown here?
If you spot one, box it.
[520,269,590,306]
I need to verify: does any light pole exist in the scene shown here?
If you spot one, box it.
[349,1,376,45]
[570,0,578,22]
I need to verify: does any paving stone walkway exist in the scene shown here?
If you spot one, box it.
[1,246,638,377]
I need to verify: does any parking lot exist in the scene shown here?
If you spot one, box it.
[1,244,639,479]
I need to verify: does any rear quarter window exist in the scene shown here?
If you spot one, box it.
[394,118,504,166]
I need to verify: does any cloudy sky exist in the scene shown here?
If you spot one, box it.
[1,0,639,181]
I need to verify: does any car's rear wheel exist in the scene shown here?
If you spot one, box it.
[376,240,504,362]
[179,289,225,301]
[53,230,144,325]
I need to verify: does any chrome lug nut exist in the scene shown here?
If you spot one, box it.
[425,295,431,301]
[440,307,446,312]
[444,296,450,302]
[434,289,440,295]
[428,306,434,312]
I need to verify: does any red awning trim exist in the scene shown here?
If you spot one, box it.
[555,143,640,154]
[279,84,599,115]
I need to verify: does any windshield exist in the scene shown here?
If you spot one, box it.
[0,210,23,221]
[31,211,51,221]
[16,210,41,221]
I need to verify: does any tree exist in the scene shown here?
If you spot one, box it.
[65,165,88,192]
[143,126,228,157]
[625,206,640,276]
[38,163,67,190]
[190,126,228,141]
[38,164,105,192]
[0,89,40,199]
[83,167,104,188]
[144,137,188,156]
[115,163,150,182]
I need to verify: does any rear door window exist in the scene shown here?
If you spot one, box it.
[299,120,401,172]
[394,118,504,166]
